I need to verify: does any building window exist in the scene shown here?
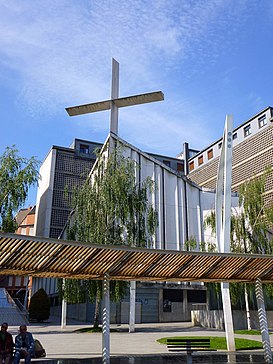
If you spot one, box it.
[198,155,203,166]
[207,149,213,160]
[258,115,267,128]
[233,133,237,140]
[163,289,183,302]
[163,160,171,167]
[177,163,184,172]
[218,142,222,149]
[189,161,194,171]
[244,125,252,137]
[163,300,172,312]
[80,144,89,154]
[189,150,199,158]
[163,289,183,313]
[187,290,206,303]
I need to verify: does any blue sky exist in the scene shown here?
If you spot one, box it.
[1,0,273,205]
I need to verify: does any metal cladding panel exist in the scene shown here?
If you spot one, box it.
[136,288,159,323]
[1,233,273,283]
[164,171,180,250]
[186,183,202,240]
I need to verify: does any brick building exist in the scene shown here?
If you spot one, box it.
[182,107,273,206]
[16,206,36,236]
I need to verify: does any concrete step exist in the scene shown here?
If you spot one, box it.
[0,308,28,326]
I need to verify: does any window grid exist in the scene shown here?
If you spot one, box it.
[49,150,97,239]
[50,208,70,228]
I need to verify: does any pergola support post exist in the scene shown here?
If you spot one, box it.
[102,273,110,364]
[61,299,67,329]
[61,279,67,329]
[255,277,272,363]
[129,281,136,333]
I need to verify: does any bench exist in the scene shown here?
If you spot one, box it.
[166,338,214,364]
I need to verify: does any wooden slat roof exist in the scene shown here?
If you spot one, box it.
[1,232,273,283]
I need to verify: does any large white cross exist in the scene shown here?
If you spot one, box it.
[65,58,163,364]
[66,58,164,135]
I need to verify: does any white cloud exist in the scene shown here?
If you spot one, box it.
[0,0,254,154]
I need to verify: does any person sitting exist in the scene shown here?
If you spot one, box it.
[0,323,14,364]
[14,325,34,364]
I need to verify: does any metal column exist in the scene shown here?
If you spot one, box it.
[129,281,136,333]
[61,299,67,329]
[61,279,67,329]
[102,273,110,364]
[255,277,272,363]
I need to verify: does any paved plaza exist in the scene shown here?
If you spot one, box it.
[6,317,268,360]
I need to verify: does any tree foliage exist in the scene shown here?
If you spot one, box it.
[57,279,126,304]
[204,168,273,308]
[59,144,158,327]
[0,146,40,232]
[231,167,273,254]
[204,167,273,256]
[185,236,216,253]
[29,288,50,322]
[67,145,157,247]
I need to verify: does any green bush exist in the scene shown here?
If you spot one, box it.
[29,288,50,322]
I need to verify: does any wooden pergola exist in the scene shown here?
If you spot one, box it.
[1,232,273,282]
[1,232,273,362]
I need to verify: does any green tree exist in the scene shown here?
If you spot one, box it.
[204,168,273,327]
[59,144,158,328]
[29,288,50,322]
[0,146,40,232]
[231,167,273,255]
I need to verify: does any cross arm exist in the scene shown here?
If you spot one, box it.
[114,91,164,108]
[65,91,164,117]
[66,100,111,116]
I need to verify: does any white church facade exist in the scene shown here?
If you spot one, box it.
[33,58,239,324]
[33,131,238,323]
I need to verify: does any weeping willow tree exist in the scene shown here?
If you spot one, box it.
[58,143,158,328]
[204,167,273,328]
[232,167,273,255]
[0,146,40,232]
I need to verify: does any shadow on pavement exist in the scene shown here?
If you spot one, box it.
[31,353,266,363]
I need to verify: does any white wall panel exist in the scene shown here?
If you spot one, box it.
[154,164,164,250]
[164,171,179,250]
[186,184,201,244]
[34,149,56,237]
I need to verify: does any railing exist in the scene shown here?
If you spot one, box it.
[0,288,29,321]
[13,298,28,312]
